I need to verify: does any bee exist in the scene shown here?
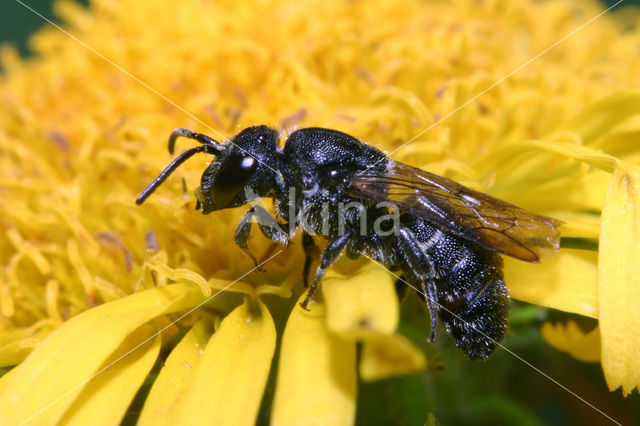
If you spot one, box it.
[137,126,561,359]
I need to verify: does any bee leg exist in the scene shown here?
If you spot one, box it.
[235,206,289,271]
[421,279,439,343]
[302,232,317,288]
[300,233,351,310]
[394,276,409,301]
[397,228,439,342]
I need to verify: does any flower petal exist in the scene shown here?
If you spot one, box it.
[0,327,53,367]
[557,216,600,239]
[561,91,640,145]
[138,319,214,425]
[0,369,15,394]
[598,163,640,395]
[323,262,399,338]
[359,333,427,382]
[504,249,598,318]
[541,321,600,362]
[514,140,617,173]
[0,283,204,424]
[59,324,162,425]
[321,263,426,381]
[271,292,357,426]
[177,300,276,426]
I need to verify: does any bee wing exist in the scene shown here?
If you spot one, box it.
[347,161,561,262]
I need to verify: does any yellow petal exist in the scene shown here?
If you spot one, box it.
[592,130,640,159]
[0,327,53,368]
[323,262,399,338]
[177,300,276,426]
[0,283,204,424]
[541,321,600,363]
[271,292,357,426]
[598,163,640,395]
[561,91,640,145]
[320,262,426,383]
[0,369,15,395]
[556,215,600,239]
[504,249,598,318]
[138,319,214,426]
[360,333,427,381]
[60,324,162,425]
[514,140,617,173]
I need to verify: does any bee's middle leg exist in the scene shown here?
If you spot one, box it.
[302,231,318,288]
[300,232,351,310]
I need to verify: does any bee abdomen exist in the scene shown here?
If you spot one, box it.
[403,215,510,359]
[436,250,509,359]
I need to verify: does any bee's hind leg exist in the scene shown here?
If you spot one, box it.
[421,279,439,343]
[396,227,439,342]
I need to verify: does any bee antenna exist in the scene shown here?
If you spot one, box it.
[168,128,224,155]
[136,144,219,205]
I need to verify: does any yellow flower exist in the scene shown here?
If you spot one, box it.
[0,0,639,423]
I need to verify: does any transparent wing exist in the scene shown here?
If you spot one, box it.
[347,161,561,262]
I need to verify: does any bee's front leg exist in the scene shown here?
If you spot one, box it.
[235,205,290,270]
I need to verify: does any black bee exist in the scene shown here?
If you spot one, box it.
[137,126,561,359]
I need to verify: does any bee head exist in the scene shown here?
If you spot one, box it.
[196,126,279,213]
[136,126,279,213]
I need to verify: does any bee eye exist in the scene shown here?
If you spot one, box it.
[210,154,258,208]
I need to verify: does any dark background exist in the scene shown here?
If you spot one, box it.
[1,1,639,425]
[0,0,89,56]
